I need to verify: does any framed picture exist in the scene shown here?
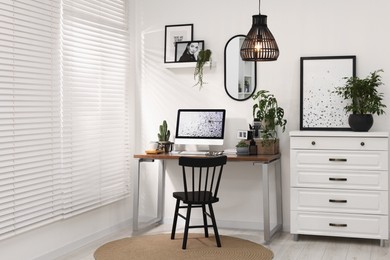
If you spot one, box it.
[175,40,204,62]
[164,24,193,63]
[300,56,356,130]
[244,76,252,93]
[237,130,248,140]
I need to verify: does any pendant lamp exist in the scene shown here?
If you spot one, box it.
[240,0,279,61]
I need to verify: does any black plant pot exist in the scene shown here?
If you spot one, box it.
[348,114,373,132]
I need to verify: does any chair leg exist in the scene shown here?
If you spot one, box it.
[182,204,192,250]
[201,204,209,238]
[208,203,221,247]
[171,199,180,240]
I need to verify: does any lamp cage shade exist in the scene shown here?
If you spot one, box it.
[240,14,279,61]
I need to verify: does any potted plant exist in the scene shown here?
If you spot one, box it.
[252,90,287,155]
[333,69,386,131]
[157,120,173,152]
[193,49,212,89]
[236,140,249,155]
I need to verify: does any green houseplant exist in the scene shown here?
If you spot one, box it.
[235,140,249,155]
[252,90,287,154]
[333,69,386,131]
[157,120,173,152]
[193,49,212,89]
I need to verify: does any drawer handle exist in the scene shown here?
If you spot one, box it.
[329,177,347,182]
[329,158,347,162]
[311,141,316,145]
[329,223,347,227]
[360,142,365,146]
[329,199,347,203]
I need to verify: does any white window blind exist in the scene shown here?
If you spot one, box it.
[0,0,129,239]
[61,0,129,217]
[0,0,62,239]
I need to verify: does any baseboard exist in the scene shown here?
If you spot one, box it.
[164,217,284,231]
[37,217,288,259]
[35,219,132,260]
[218,219,266,230]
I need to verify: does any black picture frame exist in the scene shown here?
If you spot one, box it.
[175,40,204,62]
[300,55,356,130]
[164,24,193,63]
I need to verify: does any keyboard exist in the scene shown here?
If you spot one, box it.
[178,151,224,156]
[179,151,208,155]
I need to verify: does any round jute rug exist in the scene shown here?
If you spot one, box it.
[94,234,273,260]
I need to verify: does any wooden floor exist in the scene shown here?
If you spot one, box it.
[57,224,389,260]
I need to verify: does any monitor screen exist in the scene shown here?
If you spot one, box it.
[174,109,226,146]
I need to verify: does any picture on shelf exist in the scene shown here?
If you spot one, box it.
[244,76,251,93]
[175,41,204,62]
[164,24,193,63]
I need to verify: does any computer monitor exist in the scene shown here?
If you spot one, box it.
[174,109,226,146]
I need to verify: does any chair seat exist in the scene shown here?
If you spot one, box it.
[173,191,219,204]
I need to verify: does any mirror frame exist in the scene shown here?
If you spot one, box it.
[224,34,257,101]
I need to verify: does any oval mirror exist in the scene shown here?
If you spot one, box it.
[224,35,257,101]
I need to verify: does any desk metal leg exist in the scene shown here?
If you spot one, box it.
[275,158,283,233]
[259,158,283,244]
[133,159,152,231]
[133,158,165,232]
[157,160,165,223]
[262,163,271,243]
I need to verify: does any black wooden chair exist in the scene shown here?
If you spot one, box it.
[171,155,228,249]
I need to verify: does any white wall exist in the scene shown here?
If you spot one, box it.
[2,1,390,259]
[134,0,390,232]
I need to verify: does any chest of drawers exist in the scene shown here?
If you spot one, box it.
[290,131,389,246]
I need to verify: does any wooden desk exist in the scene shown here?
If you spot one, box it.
[133,153,283,244]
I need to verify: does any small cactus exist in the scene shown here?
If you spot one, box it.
[158,120,170,142]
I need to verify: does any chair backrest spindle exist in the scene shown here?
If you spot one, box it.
[213,165,224,198]
[182,167,188,201]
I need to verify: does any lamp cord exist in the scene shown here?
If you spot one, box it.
[258,0,261,14]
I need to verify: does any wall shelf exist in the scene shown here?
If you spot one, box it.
[164,61,215,69]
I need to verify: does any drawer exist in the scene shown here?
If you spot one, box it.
[291,150,388,171]
[291,188,388,214]
[290,136,388,150]
[290,211,389,239]
[291,169,388,190]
